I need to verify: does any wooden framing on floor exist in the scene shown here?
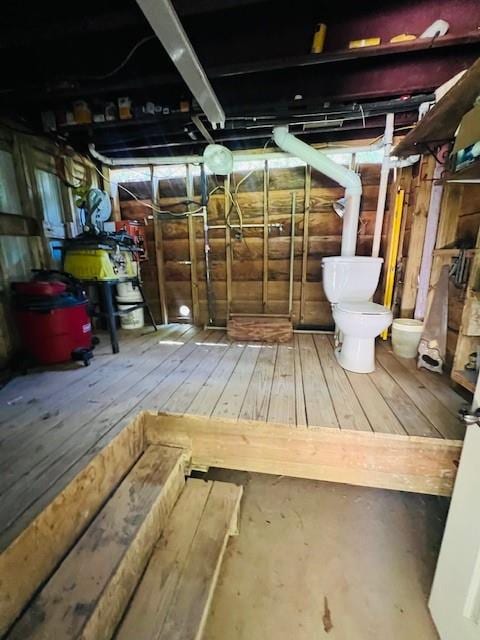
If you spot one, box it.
[0,323,467,632]
[144,412,461,497]
[0,407,462,635]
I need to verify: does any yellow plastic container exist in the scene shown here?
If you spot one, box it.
[64,249,136,281]
[349,37,381,49]
[311,23,327,53]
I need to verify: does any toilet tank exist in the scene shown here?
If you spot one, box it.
[322,256,383,303]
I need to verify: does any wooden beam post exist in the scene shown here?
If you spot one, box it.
[103,166,121,222]
[152,167,168,324]
[400,154,436,317]
[186,164,200,324]
[262,160,269,313]
[300,166,311,324]
[288,192,296,318]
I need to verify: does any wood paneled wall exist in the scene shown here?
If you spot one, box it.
[0,124,94,368]
[119,159,392,328]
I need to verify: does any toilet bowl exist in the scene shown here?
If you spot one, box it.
[333,301,392,373]
[322,256,393,373]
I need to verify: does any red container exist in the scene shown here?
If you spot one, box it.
[14,281,67,297]
[16,301,92,365]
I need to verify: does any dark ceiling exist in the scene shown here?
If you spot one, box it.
[2,0,479,158]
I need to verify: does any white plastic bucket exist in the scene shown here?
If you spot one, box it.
[116,281,142,299]
[391,319,424,358]
[116,295,144,330]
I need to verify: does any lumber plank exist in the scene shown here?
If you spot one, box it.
[379,342,467,417]
[144,412,462,497]
[400,155,436,317]
[240,344,277,422]
[150,331,224,412]
[116,479,242,640]
[345,369,407,436]
[296,333,337,428]
[293,335,307,427]
[159,332,228,414]
[0,328,202,533]
[227,315,293,343]
[212,344,260,420]
[0,412,144,638]
[369,362,443,438]
[0,326,172,431]
[331,337,407,436]
[375,347,465,440]
[0,325,196,489]
[313,336,371,431]
[267,343,296,425]
[7,445,188,640]
[187,341,246,416]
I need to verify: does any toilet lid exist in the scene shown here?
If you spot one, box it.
[337,301,391,315]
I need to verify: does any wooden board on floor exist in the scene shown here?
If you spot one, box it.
[375,347,465,440]
[0,412,144,638]
[314,336,371,432]
[116,479,242,640]
[227,316,293,343]
[267,343,296,425]
[144,412,462,497]
[240,344,277,422]
[296,333,337,428]
[7,445,188,640]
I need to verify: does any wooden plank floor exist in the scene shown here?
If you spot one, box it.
[0,324,467,554]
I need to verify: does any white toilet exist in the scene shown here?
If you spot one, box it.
[321,256,392,373]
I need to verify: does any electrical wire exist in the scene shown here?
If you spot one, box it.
[92,164,204,216]
[425,143,447,165]
[81,36,156,81]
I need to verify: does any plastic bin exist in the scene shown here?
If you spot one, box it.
[116,295,144,329]
[391,319,424,358]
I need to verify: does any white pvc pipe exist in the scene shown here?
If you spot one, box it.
[372,113,394,258]
[89,140,384,168]
[272,126,362,256]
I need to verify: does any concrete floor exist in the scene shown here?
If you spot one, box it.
[203,471,447,640]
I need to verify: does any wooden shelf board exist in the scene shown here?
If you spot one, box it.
[446,158,480,183]
[452,368,477,393]
[393,57,480,157]
[211,32,480,79]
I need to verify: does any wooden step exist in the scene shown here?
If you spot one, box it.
[227,315,293,343]
[7,445,188,640]
[115,478,243,640]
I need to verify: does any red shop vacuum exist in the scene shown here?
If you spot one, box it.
[12,270,96,366]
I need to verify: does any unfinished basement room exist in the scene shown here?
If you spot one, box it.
[1,1,480,638]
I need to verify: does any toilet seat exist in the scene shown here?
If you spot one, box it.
[336,301,390,316]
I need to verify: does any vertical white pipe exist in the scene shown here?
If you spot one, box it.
[414,149,447,320]
[273,126,362,256]
[372,113,395,258]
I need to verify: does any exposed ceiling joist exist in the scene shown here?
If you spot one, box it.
[135,0,225,128]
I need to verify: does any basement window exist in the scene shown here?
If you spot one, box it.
[35,169,65,238]
[111,168,156,183]
[356,149,383,164]
[0,150,22,215]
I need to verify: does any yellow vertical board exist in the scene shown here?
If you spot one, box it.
[381,188,405,339]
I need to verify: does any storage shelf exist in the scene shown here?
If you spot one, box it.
[446,158,480,183]
[393,57,480,157]
[452,368,477,393]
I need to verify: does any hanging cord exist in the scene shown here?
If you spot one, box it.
[92,164,204,216]
[79,36,156,81]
